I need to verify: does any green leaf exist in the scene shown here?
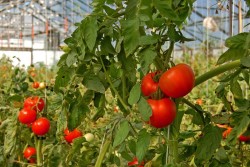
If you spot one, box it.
[153,0,179,21]
[101,36,116,55]
[82,73,105,93]
[225,32,249,48]
[128,83,141,105]
[139,35,159,46]
[195,124,222,164]
[139,47,157,75]
[121,18,140,56]
[227,112,250,144]
[230,79,243,99]
[7,95,23,102]
[66,49,77,67]
[66,137,85,163]
[68,102,90,130]
[186,109,204,126]
[217,48,246,65]
[214,147,229,163]
[56,104,68,139]
[241,56,250,67]
[82,90,94,104]
[54,66,75,93]
[138,97,152,121]
[136,129,151,163]
[244,32,250,49]
[82,16,98,51]
[113,120,130,147]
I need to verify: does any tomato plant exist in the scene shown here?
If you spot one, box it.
[24,96,45,112]
[159,64,195,98]
[147,98,176,128]
[64,128,83,143]
[32,117,50,136]
[141,72,159,97]
[18,108,37,124]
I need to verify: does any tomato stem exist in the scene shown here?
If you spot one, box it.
[99,56,130,113]
[195,60,241,87]
[94,139,111,167]
[35,137,43,166]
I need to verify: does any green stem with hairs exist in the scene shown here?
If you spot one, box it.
[35,137,43,166]
[195,60,241,87]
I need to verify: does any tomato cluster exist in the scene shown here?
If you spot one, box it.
[23,147,36,163]
[141,64,195,128]
[18,96,50,136]
[32,81,46,89]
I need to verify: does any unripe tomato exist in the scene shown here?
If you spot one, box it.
[32,82,40,89]
[32,117,50,136]
[159,64,195,98]
[39,82,46,89]
[64,128,83,143]
[23,147,36,159]
[24,96,45,112]
[84,133,94,142]
[147,98,176,128]
[141,72,159,96]
[18,108,37,124]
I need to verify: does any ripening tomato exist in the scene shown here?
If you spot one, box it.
[147,98,176,128]
[141,72,159,96]
[32,117,50,136]
[196,99,203,105]
[64,128,83,143]
[24,96,45,112]
[32,82,40,89]
[23,147,36,159]
[18,108,37,124]
[239,135,250,142]
[222,127,232,139]
[159,64,195,98]
[39,82,46,89]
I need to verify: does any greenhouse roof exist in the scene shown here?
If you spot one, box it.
[0,0,249,51]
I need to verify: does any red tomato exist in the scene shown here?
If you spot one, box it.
[23,147,36,159]
[141,72,159,96]
[28,158,36,164]
[239,135,250,142]
[18,108,37,124]
[147,98,176,128]
[32,82,40,89]
[159,64,195,98]
[64,128,83,143]
[32,117,50,136]
[24,96,45,112]
[128,157,144,166]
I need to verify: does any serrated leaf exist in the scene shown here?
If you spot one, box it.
[68,102,90,130]
[217,48,246,65]
[195,125,222,164]
[241,56,250,67]
[54,66,75,93]
[82,73,105,93]
[139,35,159,46]
[121,18,140,56]
[225,32,248,48]
[82,16,98,51]
[56,105,68,139]
[214,147,229,163]
[4,115,18,156]
[136,129,151,163]
[139,47,157,75]
[66,137,85,162]
[138,97,152,121]
[227,112,250,144]
[101,36,116,55]
[113,120,130,147]
[82,90,94,104]
[128,83,141,105]
[7,95,23,102]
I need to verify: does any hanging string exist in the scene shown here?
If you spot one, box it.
[205,0,210,110]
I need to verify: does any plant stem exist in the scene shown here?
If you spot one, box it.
[195,60,241,87]
[94,139,111,167]
[35,137,43,166]
[99,56,130,112]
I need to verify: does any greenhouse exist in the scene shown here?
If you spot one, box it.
[0,0,250,166]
